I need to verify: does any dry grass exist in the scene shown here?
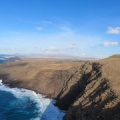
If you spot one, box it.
[99,55,120,97]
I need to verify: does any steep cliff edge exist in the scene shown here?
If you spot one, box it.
[0,56,120,120]
[0,60,84,98]
[63,56,120,120]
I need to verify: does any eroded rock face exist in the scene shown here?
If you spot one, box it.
[63,57,120,120]
[0,56,120,120]
[0,60,84,98]
[55,62,102,110]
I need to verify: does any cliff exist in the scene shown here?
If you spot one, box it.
[0,60,84,98]
[63,55,120,120]
[0,56,120,120]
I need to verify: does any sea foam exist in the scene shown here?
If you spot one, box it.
[0,80,66,120]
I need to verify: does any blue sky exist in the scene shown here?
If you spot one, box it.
[0,0,120,58]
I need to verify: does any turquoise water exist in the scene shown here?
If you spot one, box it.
[0,80,65,120]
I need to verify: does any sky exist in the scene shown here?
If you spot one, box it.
[0,0,120,58]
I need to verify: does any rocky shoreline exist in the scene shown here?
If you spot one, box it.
[0,56,120,120]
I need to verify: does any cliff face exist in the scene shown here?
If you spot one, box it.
[55,62,102,110]
[0,56,120,120]
[63,56,120,120]
[0,60,84,98]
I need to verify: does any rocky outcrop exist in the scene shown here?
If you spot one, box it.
[63,56,120,120]
[63,64,119,120]
[55,62,102,110]
[0,56,120,120]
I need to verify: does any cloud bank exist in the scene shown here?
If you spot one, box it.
[107,27,120,34]
[103,42,119,47]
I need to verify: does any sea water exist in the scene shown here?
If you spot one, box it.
[0,80,65,120]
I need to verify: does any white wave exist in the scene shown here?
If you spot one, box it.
[0,79,2,85]
[0,80,66,120]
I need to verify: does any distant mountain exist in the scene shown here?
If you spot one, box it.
[6,57,21,61]
[0,54,99,61]
[22,54,98,60]
[0,54,21,63]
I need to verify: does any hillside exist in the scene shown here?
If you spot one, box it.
[64,55,120,120]
[0,60,84,97]
[0,55,120,119]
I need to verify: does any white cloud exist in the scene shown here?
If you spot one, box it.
[35,27,43,31]
[44,47,64,53]
[103,42,119,47]
[1,25,102,56]
[107,27,120,34]
[44,44,77,54]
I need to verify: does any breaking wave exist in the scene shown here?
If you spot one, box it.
[0,80,65,120]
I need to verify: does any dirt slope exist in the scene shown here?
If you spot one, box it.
[0,60,84,98]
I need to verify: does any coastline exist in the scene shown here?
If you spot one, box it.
[0,79,66,120]
[0,56,120,119]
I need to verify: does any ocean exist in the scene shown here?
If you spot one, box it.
[0,65,65,120]
[0,60,14,64]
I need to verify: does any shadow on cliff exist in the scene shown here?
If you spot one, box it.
[64,79,119,120]
[55,62,102,110]
[64,100,120,120]
[55,62,120,120]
